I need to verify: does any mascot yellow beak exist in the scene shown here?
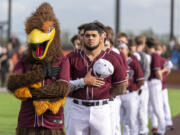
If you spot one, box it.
[27,28,55,60]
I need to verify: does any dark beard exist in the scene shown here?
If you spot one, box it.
[84,44,100,51]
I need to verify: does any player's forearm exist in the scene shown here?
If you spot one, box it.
[110,82,127,97]
[70,78,85,92]
[137,80,144,89]
[155,70,162,80]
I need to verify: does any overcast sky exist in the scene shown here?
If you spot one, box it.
[0,0,180,42]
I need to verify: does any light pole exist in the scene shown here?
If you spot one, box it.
[170,0,174,41]
[178,0,180,42]
[115,0,120,39]
[7,0,12,42]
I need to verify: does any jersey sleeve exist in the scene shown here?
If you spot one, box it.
[151,53,161,71]
[58,56,70,83]
[111,55,127,84]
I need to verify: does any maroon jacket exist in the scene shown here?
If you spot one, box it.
[14,56,70,129]
[68,50,126,100]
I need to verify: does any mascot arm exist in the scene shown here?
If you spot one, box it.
[14,87,32,100]
[30,80,70,100]
[7,69,44,93]
[13,82,42,100]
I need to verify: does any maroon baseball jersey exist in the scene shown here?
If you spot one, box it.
[127,55,144,91]
[119,49,129,72]
[13,55,70,129]
[106,48,128,74]
[68,50,127,100]
[160,56,168,89]
[149,52,161,80]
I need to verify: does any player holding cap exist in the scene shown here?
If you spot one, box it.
[118,42,144,135]
[65,22,127,135]
[146,38,166,135]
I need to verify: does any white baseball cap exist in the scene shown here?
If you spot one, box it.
[93,59,114,78]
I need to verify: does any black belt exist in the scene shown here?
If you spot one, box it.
[73,98,114,107]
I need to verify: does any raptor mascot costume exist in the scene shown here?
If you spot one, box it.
[7,2,70,135]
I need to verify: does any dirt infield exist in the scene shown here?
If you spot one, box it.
[165,113,180,135]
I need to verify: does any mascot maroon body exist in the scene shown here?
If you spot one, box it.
[7,2,70,135]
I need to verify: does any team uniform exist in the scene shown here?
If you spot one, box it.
[106,48,128,135]
[161,59,173,127]
[14,56,70,132]
[106,48,128,72]
[148,52,166,134]
[134,52,150,135]
[65,50,126,135]
[120,55,144,135]
[151,57,173,129]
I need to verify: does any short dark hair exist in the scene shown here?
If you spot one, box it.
[128,39,137,49]
[71,35,80,44]
[92,20,106,33]
[116,32,128,39]
[105,26,114,40]
[106,38,114,47]
[146,37,157,48]
[84,23,104,35]
[135,35,146,46]
[155,43,163,51]
[78,23,88,33]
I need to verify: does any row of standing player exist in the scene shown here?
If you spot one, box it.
[66,21,173,135]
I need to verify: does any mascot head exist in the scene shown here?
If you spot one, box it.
[25,2,63,61]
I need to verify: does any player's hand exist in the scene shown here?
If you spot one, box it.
[83,69,105,87]
[162,67,170,73]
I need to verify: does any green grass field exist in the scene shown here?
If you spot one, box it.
[0,92,20,135]
[0,89,180,135]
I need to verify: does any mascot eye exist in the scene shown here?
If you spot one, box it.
[47,26,54,33]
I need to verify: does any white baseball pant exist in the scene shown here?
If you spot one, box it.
[64,97,114,135]
[148,79,165,134]
[138,81,149,135]
[150,88,173,128]
[162,89,173,126]
[114,95,121,135]
[120,91,140,135]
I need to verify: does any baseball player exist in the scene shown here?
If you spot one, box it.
[150,44,174,133]
[104,40,128,135]
[146,38,166,135]
[134,35,150,135]
[65,23,127,135]
[161,59,174,130]
[103,26,129,135]
[118,43,144,135]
